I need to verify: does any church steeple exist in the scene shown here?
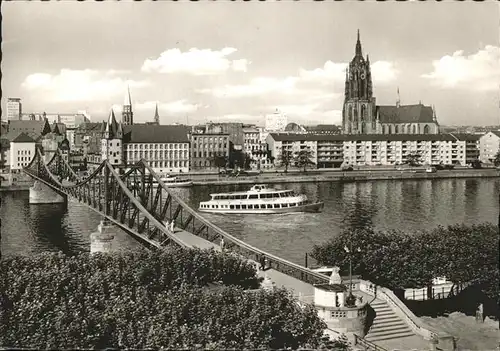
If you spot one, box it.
[396,87,401,108]
[122,85,134,125]
[154,102,160,125]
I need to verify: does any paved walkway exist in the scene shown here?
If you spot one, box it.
[171,229,315,297]
[171,228,433,351]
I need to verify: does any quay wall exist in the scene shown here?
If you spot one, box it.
[191,169,500,186]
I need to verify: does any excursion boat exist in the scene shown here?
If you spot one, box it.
[198,184,324,214]
[154,175,193,188]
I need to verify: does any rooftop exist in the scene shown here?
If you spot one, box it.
[268,133,461,142]
[123,124,190,143]
[12,132,36,143]
[377,104,435,124]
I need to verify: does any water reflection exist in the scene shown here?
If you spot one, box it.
[2,178,499,263]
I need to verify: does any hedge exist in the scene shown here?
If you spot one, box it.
[0,248,348,350]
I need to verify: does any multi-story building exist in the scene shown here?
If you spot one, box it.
[100,109,191,173]
[266,134,317,168]
[342,31,440,135]
[478,131,500,164]
[0,138,10,171]
[9,133,36,172]
[190,131,230,170]
[243,127,272,169]
[450,133,480,165]
[266,133,479,168]
[6,98,22,121]
[265,108,288,132]
[101,110,124,166]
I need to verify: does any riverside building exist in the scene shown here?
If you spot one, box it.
[266,133,480,168]
[101,109,190,174]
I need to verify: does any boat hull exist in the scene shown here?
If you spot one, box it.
[199,201,324,214]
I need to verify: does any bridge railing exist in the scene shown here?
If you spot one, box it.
[143,161,332,286]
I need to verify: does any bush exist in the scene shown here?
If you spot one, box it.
[310,224,499,302]
[0,249,329,349]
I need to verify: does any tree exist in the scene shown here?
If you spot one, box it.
[213,153,227,172]
[0,250,327,350]
[405,152,421,167]
[243,153,252,170]
[295,148,316,172]
[278,147,294,173]
[493,151,500,166]
[310,224,499,305]
[471,159,482,169]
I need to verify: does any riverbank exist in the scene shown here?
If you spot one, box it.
[0,183,33,192]
[190,169,500,186]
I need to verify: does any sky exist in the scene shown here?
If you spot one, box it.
[2,2,499,127]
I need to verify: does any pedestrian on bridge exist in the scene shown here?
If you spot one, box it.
[220,238,225,251]
[170,221,175,233]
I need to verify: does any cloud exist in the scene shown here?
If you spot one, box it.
[299,61,347,83]
[141,47,250,75]
[199,77,300,98]
[136,99,199,114]
[21,69,149,102]
[199,59,398,100]
[207,114,262,123]
[371,61,399,83]
[299,60,398,85]
[422,45,500,91]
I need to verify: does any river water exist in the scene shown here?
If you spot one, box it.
[1,178,499,264]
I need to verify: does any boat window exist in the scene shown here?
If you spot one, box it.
[273,204,279,208]
[230,205,234,209]
[266,204,272,209]
[291,203,296,207]
[249,194,258,199]
[236,205,241,209]
[283,203,288,208]
[260,204,266,209]
[242,205,247,209]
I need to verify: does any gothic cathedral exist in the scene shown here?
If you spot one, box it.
[342,31,440,135]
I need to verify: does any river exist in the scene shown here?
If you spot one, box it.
[1,178,498,264]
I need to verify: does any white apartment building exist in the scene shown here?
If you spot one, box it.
[6,98,22,121]
[478,131,500,164]
[10,133,36,172]
[266,134,317,167]
[265,108,288,132]
[266,133,480,168]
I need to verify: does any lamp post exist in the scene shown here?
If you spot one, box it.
[345,238,360,307]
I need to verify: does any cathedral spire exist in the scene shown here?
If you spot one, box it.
[396,87,401,108]
[122,85,134,125]
[355,29,362,57]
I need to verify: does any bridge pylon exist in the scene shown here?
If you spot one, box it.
[90,219,115,254]
[29,180,67,204]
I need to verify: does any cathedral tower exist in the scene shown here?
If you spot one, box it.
[122,86,133,125]
[342,30,377,134]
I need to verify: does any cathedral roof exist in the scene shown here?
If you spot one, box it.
[377,104,434,124]
[122,125,190,143]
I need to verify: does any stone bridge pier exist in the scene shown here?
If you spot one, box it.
[90,220,116,254]
[29,180,67,204]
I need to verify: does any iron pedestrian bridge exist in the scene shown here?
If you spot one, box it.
[23,147,331,286]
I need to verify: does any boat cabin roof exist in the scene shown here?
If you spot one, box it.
[209,184,290,197]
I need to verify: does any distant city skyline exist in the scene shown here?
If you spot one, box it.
[2,2,499,126]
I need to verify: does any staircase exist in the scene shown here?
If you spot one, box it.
[365,300,415,342]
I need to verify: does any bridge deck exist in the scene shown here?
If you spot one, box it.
[171,228,315,297]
